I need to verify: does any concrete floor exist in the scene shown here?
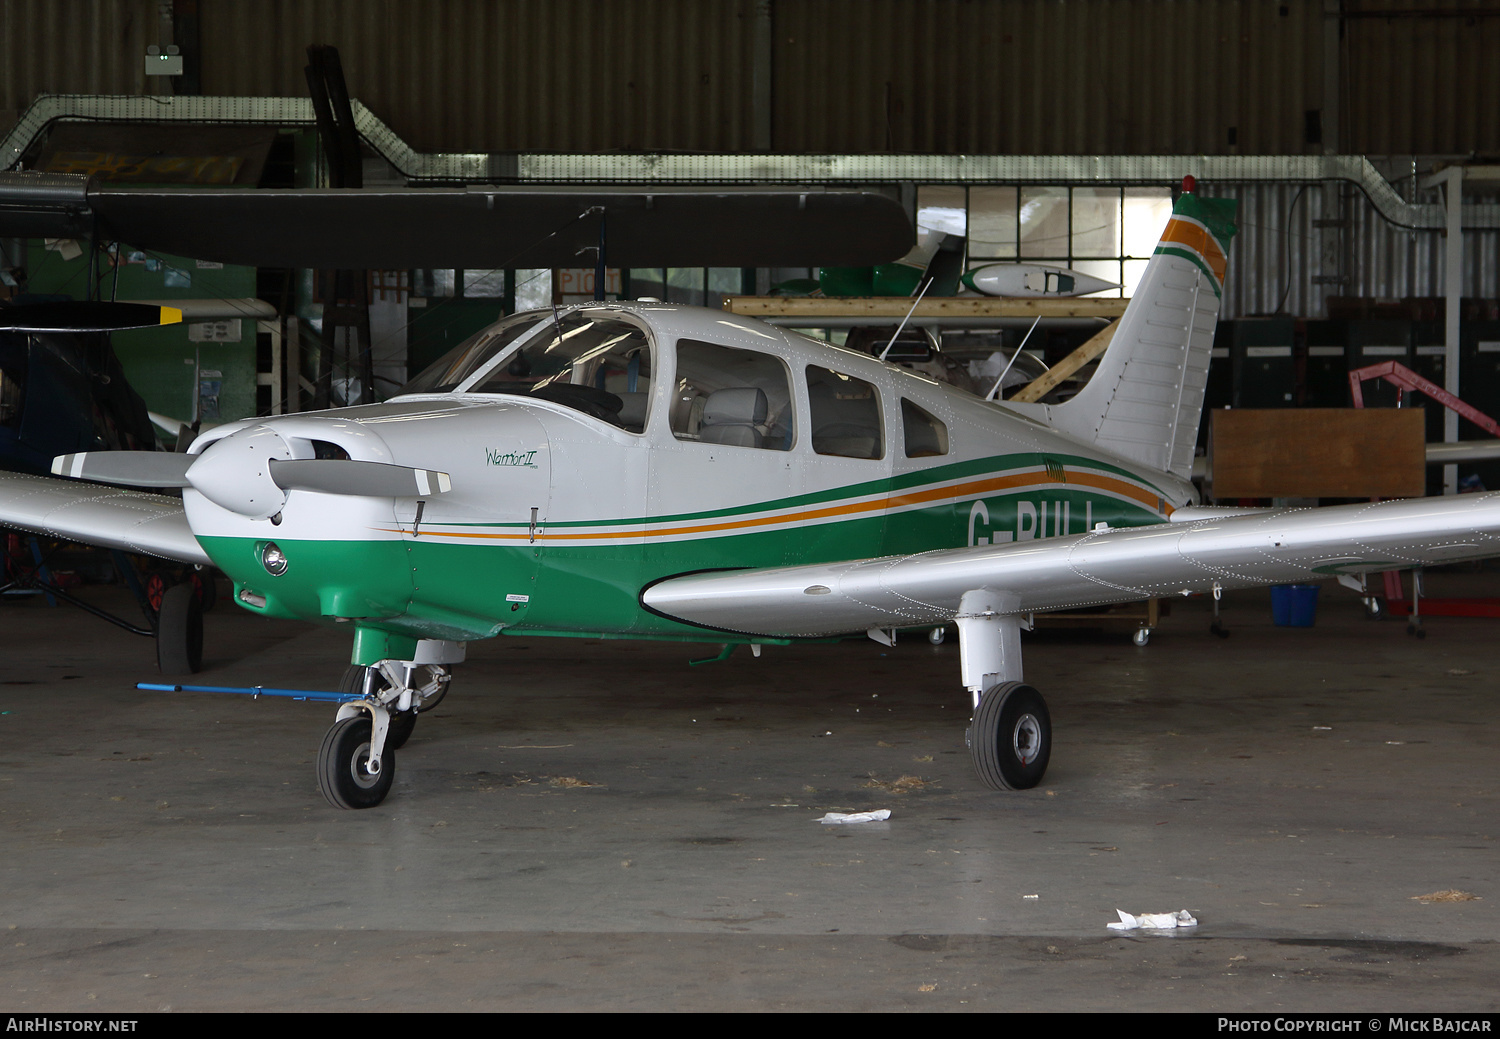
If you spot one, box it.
[0,576,1496,1012]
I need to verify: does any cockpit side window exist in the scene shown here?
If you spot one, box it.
[672,339,794,450]
[806,365,884,460]
[901,398,949,457]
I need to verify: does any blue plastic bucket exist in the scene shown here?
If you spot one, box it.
[1270,584,1320,627]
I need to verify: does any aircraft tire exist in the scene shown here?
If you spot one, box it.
[317,715,394,809]
[156,582,203,675]
[340,665,418,749]
[968,681,1050,791]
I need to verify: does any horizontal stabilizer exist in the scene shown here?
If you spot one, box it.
[52,451,192,487]
[0,470,209,566]
[268,459,451,498]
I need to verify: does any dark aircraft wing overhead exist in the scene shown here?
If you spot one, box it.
[0,173,912,268]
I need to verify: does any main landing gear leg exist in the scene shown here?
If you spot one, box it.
[316,640,464,809]
[955,590,1051,791]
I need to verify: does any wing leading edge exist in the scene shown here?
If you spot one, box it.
[642,493,1500,637]
[0,471,210,566]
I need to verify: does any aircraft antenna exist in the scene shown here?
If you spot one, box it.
[986,314,1042,401]
[594,207,607,302]
[878,277,934,362]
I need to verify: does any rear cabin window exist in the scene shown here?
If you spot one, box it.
[672,339,794,450]
[806,365,884,460]
[901,398,949,457]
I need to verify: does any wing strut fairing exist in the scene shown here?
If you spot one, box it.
[642,492,1500,638]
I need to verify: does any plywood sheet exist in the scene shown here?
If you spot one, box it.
[1212,409,1426,499]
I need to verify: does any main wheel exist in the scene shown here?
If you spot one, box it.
[156,582,203,674]
[968,681,1051,791]
[192,569,218,612]
[317,715,394,809]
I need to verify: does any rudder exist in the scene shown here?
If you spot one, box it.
[1027,186,1237,479]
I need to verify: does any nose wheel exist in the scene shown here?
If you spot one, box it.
[317,715,394,809]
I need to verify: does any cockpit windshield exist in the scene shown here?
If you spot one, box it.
[397,313,549,395]
[397,311,653,432]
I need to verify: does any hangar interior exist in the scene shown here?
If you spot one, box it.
[0,0,1497,1014]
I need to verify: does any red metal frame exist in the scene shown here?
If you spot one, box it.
[1348,359,1500,436]
[1348,361,1500,622]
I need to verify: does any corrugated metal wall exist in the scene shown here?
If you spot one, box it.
[5,0,1500,156]
[195,0,759,153]
[0,0,155,114]
[4,0,1498,320]
[1209,181,1500,320]
[774,0,1324,154]
[1344,0,1500,157]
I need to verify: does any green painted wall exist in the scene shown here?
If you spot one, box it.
[27,242,258,429]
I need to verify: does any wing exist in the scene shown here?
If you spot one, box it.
[0,471,211,566]
[0,173,912,270]
[642,494,1500,636]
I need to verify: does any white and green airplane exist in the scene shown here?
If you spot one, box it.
[6,185,1499,809]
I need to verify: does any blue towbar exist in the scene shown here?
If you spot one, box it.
[137,682,363,704]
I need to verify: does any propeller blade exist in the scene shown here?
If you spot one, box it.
[0,301,183,332]
[268,459,452,498]
[52,451,193,487]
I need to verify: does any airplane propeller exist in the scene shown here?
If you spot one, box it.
[0,301,183,332]
[52,447,451,517]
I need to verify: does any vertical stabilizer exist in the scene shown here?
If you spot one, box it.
[1037,188,1237,479]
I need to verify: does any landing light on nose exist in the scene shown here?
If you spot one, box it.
[260,541,289,576]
